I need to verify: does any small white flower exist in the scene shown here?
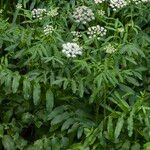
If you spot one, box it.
[97,10,105,16]
[117,27,124,33]
[32,8,47,19]
[129,0,150,4]
[71,31,82,37]
[47,7,59,17]
[71,31,82,41]
[104,43,117,54]
[43,25,54,35]
[94,0,105,4]
[72,6,95,24]
[87,25,107,39]
[16,3,22,9]
[110,0,127,11]
[62,42,82,58]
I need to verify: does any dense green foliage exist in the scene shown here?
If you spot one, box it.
[0,0,150,149]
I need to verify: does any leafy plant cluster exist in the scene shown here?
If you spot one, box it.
[0,0,150,149]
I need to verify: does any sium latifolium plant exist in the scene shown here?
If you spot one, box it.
[0,0,149,149]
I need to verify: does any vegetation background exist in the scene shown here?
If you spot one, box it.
[0,0,150,149]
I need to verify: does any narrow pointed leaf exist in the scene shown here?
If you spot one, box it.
[33,82,41,105]
[12,73,21,93]
[46,89,54,112]
[114,114,124,139]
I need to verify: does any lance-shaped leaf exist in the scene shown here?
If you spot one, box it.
[23,78,31,100]
[33,82,41,105]
[114,114,124,139]
[12,73,21,93]
[46,89,54,112]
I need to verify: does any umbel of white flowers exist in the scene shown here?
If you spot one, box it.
[98,10,105,16]
[32,8,47,20]
[130,0,150,4]
[110,0,127,11]
[16,3,22,9]
[72,6,95,24]
[71,31,82,41]
[47,8,59,17]
[94,0,105,4]
[62,42,82,58]
[87,25,107,39]
[71,31,82,38]
[104,43,117,54]
[43,25,54,35]
[94,0,150,9]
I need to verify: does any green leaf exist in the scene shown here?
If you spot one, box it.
[107,116,114,139]
[71,80,77,93]
[60,137,69,149]
[95,74,102,88]
[126,76,140,86]
[122,140,130,150]
[131,143,141,150]
[47,106,66,120]
[2,135,15,150]
[120,44,140,56]
[23,78,31,100]
[127,112,134,137]
[68,122,79,134]
[51,112,70,125]
[79,79,84,98]
[133,71,142,80]
[51,137,61,150]
[43,138,51,150]
[101,103,121,116]
[33,139,43,150]
[4,44,18,51]
[3,109,13,123]
[119,84,135,94]
[143,142,150,150]
[77,127,84,139]
[63,79,69,90]
[46,89,54,112]
[105,73,116,86]
[0,125,4,138]
[125,57,137,65]
[12,73,21,93]
[33,82,41,105]
[52,79,65,86]
[4,73,12,92]
[112,91,130,112]
[70,143,89,150]
[61,118,75,131]
[114,114,124,139]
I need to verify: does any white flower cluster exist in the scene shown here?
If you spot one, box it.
[129,0,150,4]
[117,27,124,33]
[62,42,82,58]
[141,0,150,2]
[110,0,127,11]
[87,25,107,39]
[47,7,59,17]
[71,31,82,38]
[16,3,22,9]
[98,10,105,16]
[44,25,54,35]
[104,43,117,54]
[71,31,82,41]
[94,0,105,4]
[32,8,47,20]
[72,6,95,24]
